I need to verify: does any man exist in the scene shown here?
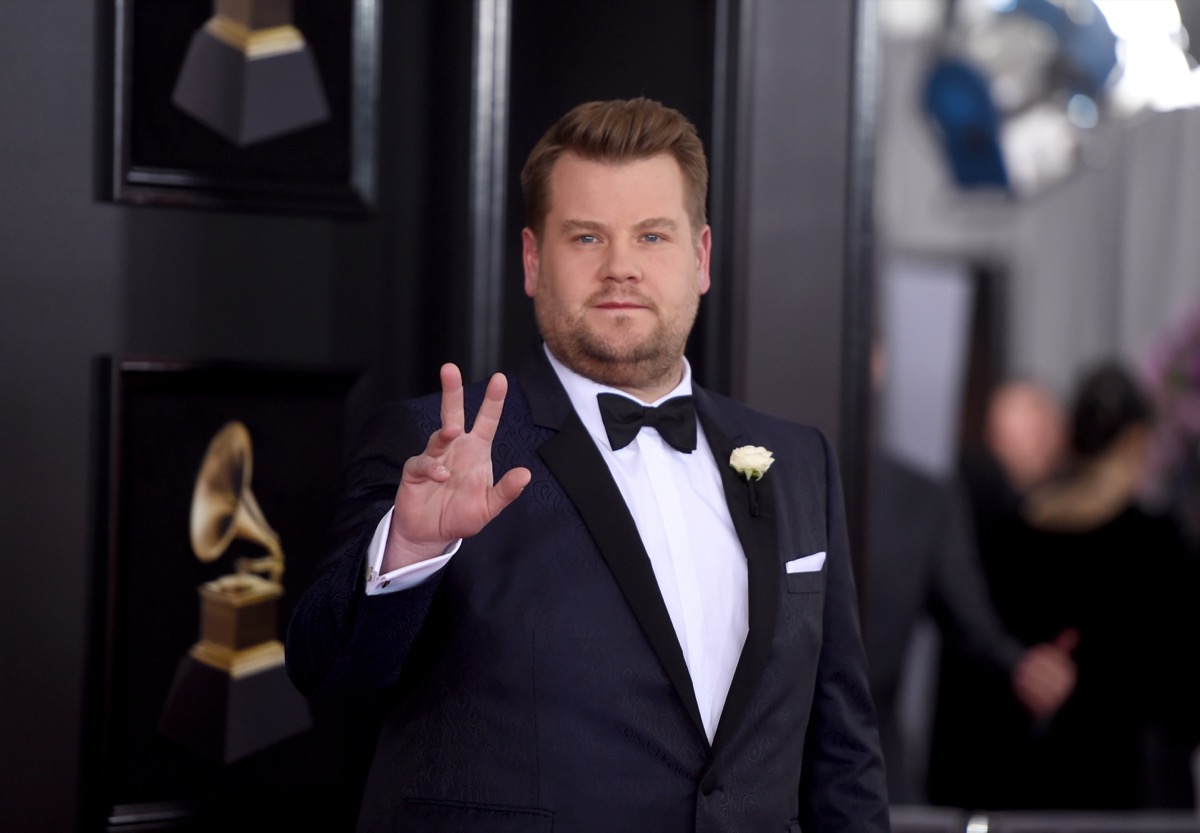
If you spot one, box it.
[927,379,1073,808]
[962,379,1068,541]
[286,98,889,832]
[864,352,1075,803]
[866,452,1077,804]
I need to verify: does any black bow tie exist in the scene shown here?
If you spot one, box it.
[597,393,697,453]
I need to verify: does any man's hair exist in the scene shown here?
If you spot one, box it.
[520,98,708,238]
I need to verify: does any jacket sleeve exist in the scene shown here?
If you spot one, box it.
[285,399,445,704]
[797,430,892,832]
[929,478,1024,678]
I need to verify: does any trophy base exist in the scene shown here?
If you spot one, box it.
[171,22,329,146]
[158,648,312,765]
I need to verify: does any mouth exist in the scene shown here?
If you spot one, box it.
[594,301,647,311]
[591,294,652,312]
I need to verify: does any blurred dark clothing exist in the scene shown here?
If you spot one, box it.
[1017,505,1197,809]
[929,446,1199,810]
[866,453,1023,804]
[958,446,1026,557]
[927,447,1029,810]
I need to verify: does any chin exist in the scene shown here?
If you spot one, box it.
[582,333,657,364]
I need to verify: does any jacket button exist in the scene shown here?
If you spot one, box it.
[701,778,717,796]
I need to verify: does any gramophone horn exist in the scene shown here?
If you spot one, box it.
[189,420,284,584]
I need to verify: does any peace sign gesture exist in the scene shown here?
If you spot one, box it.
[382,364,532,572]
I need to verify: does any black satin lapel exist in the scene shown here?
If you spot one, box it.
[538,411,706,740]
[697,406,780,756]
[517,344,573,430]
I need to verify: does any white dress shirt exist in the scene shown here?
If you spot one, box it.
[364,347,749,741]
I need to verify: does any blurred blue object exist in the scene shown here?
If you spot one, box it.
[1006,0,1118,96]
[922,0,1118,192]
[923,58,1010,189]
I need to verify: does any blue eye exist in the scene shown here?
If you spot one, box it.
[642,233,661,243]
[577,234,597,244]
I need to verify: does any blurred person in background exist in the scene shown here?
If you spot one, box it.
[866,352,1075,806]
[926,377,1071,809]
[1014,361,1199,809]
[865,455,1077,805]
[962,379,1069,542]
[930,362,1198,809]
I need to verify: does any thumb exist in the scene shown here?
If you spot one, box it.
[1054,627,1081,655]
[491,466,532,508]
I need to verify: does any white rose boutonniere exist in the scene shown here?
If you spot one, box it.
[730,445,774,516]
[730,445,774,480]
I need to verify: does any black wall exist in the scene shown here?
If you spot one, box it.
[0,1,867,829]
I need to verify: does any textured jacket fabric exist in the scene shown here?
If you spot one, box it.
[286,348,890,832]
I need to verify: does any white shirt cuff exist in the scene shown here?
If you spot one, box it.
[363,507,460,595]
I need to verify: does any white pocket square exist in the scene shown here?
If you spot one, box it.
[785,552,826,574]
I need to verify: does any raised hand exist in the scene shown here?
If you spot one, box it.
[383,364,532,571]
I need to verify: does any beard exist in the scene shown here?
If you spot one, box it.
[535,287,699,392]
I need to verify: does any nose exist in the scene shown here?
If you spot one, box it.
[602,238,641,283]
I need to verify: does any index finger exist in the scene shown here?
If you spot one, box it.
[440,363,465,430]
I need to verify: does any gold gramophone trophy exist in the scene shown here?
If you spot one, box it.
[158,420,311,764]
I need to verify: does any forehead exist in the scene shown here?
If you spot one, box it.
[545,152,688,220]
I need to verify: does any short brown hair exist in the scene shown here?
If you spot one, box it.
[520,98,708,238]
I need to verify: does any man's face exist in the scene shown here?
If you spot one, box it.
[522,152,711,398]
[987,383,1066,491]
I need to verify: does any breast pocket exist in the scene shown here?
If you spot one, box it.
[780,568,825,651]
[785,569,826,594]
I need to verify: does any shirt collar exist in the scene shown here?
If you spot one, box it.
[543,344,693,452]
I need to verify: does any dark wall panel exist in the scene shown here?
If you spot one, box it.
[735,0,856,440]
[0,1,473,828]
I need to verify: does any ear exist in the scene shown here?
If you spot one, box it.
[522,228,540,298]
[695,225,712,295]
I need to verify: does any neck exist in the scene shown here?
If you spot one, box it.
[613,366,686,403]
[543,344,689,403]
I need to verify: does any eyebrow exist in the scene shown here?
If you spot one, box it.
[634,217,678,232]
[559,219,607,235]
[558,217,679,234]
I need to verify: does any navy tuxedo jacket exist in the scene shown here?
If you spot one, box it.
[286,348,889,833]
